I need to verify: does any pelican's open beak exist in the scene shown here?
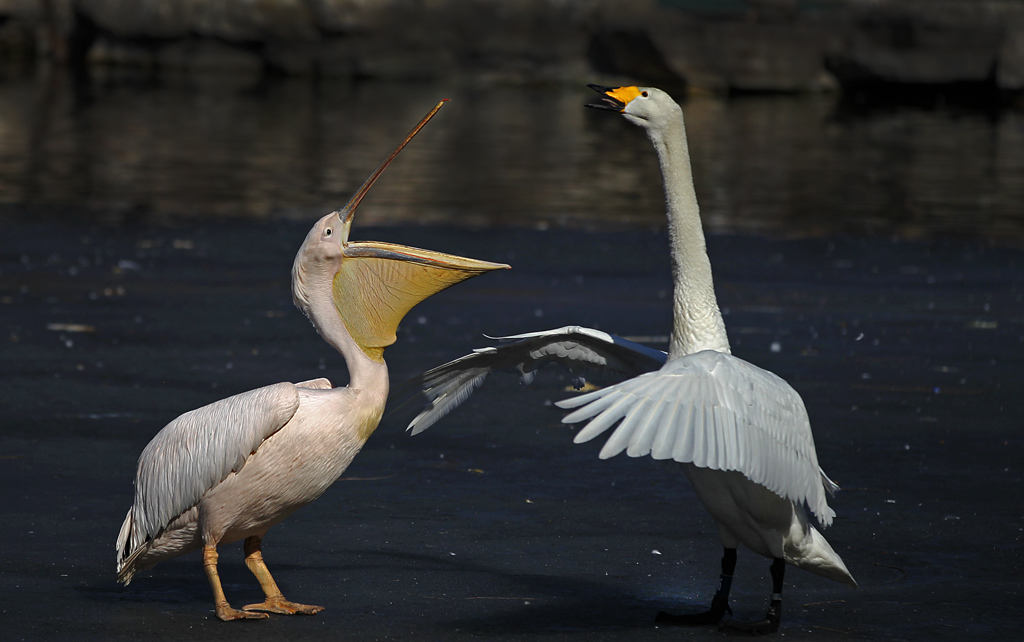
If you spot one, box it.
[336,99,450,245]
[328,99,510,362]
[585,84,642,112]
[334,243,508,362]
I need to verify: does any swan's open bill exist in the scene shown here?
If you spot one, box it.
[115,100,509,621]
[403,85,856,633]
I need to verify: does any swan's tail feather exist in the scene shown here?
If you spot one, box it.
[788,524,857,589]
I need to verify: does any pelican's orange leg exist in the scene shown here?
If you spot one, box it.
[241,535,324,615]
[202,545,268,621]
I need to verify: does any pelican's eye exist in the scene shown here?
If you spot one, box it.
[641,91,649,98]
[324,227,333,237]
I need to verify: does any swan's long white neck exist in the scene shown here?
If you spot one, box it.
[642,106,731,358]
[294,262,389,398]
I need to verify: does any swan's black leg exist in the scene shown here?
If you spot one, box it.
[655,547,736,626]
[720,557,785,634]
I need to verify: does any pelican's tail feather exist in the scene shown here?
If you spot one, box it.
[115,508,141,585]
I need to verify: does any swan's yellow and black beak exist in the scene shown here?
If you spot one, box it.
[586,84,643,112]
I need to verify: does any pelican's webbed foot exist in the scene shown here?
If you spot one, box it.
[240,535,324,617]
[655,593,732,626]
[243,596,325,616]
[215,602,270,621]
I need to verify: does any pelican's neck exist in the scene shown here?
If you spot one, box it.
[646,107,731,358]
[300,269,389,397]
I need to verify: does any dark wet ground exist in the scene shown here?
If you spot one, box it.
[2,218,1022,640]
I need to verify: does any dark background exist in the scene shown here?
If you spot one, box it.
[2,1,1024,639]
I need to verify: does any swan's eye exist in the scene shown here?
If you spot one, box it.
[641,91,649,98]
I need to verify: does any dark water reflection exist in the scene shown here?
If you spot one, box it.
[2,67,1023,240]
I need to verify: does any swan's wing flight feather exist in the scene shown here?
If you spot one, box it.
[398,326,667,434]
[407,368,490,435]
[127,382,300,551]
[559,350,836,526]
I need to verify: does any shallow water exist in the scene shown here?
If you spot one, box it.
[1,67,1023,239]
[1,68,1023,640]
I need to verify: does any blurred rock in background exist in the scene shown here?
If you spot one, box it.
[1,0,1022,96]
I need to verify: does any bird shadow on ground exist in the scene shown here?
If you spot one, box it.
[74,546,715,634]
[74,556,311,609]
[362,548,698,635]
[82,577,208,605]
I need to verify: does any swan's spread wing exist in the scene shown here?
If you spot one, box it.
[559,350,836,526]
[401,325,667,435]
[128,382,300,548]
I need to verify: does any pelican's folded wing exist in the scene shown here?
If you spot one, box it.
[400,325,667,435]
[559,350,837,526]
[127,382,301,550]
[295,377,333,390]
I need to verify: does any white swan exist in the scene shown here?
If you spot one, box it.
[402,85,855,633]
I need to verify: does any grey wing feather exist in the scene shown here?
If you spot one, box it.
[399,326,667,435]
[560,350,837,526]
[125,382,300,554]
[407,367,490,435]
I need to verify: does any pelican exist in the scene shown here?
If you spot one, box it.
[115,100,509,621]
[402,86,856,633]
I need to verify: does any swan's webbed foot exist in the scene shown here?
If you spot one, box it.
[719,599,781,635]
[655,593,732,626]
